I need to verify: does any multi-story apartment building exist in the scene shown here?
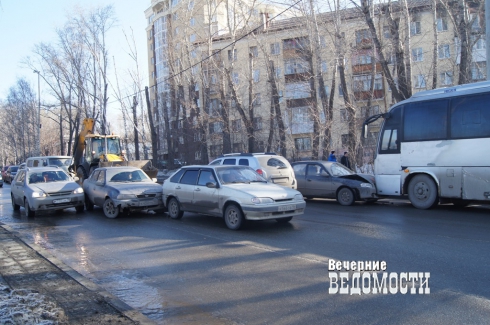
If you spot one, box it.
[145,0,486,167]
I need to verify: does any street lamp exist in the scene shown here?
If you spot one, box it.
[33,70,41,156]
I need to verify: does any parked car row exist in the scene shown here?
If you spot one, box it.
[6,152,378,230]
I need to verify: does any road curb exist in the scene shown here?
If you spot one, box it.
[1,223,157,325]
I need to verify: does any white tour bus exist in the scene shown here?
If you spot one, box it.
[363,80,490,209]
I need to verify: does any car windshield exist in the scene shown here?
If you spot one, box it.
[217,166,266,184]
[329,163,354,176]
[48,158,71,167]
[108,170,151,183]
[29,171,69,184]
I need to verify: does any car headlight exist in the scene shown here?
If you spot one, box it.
[360,183,373,188]
[73,187,84,194]
[32,191,47,198]
[117,194,136,200]
[294,194,304,201]
[251,197,274,204]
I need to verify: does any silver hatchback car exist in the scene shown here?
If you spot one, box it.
[11,167,85,217]
[163,165,306,230]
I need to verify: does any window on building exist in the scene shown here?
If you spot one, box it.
[194,133,202,142]
[195,151,202,160]
[295,137,311,151]
[437,16,448,32]
[179,136,184,144]
[190,17,195,26]
[440,71,453,86]
[412,47,423,62]
[355,29,371,45]
[341,134,351,147]
[173,12,178,20]
[356,55,372,65]
[209,121,223,133]
[285,82,310,99]
[210,98,221,116]
[252,93,261,106]
[253,117,262,130]
[470,14,481,31]
[321,61,327,73]
[410,21,421,35]
[284,58,310,74]
[249,46,258,58]
[339,85,344,97]
[228,49,237,61]
[275,67,282,79]
[188,1,194,9]
[383,26,391,38]
[270,42,281,55]
[320,36,326,48]
[361,105,380,117]
[253,69,260,83]
[232,72,239,84]
[353,74,383,91]
[472,36,486,50]
[232,119,241,132]
[174,27,179,35]
[414,74,426,88]
[340,108,348,122]
[471,62,486,80]
[190,34,196,42]
[438,44,450,59]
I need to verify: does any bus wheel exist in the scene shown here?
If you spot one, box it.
[408,174,438,209]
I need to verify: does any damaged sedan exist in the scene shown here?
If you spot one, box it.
[83,167,164,218]
[291,161,377,206]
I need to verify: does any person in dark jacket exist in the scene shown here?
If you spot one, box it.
[327,151,337,162]
[340,152,351,169]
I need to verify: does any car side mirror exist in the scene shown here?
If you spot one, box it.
[206,182,218,188]
[73,176,80,182]
[152,178,157,183]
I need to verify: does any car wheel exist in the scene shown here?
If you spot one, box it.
[224,204,244,230]
[24,200,35,218]
[85,194,94,211]
[11,195,20,211]
[167,198,183,219]
[408,174,438,210]
[276,216,293,223]
[75,205,84,213]
[103,198,120,218]
[337,187,355,206]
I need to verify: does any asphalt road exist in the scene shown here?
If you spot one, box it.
[0,183,489,325]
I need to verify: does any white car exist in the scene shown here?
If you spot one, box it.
[11,167,85,217]
[162,165,306,230]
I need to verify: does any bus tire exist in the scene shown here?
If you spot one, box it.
[408,174,438,210]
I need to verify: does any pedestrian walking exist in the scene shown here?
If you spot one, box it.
[340,152,351,169]
[327,151,337,162]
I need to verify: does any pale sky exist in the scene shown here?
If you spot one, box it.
[0,0,151,127]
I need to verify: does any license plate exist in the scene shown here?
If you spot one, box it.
[278,204,295,212]
[53,198,70,204]
[272,178,288,184]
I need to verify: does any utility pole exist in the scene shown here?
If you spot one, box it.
[33,70,41,156]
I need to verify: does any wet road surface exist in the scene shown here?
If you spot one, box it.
[1,184,490,324]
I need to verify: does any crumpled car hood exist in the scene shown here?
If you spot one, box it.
[338,173,375,184]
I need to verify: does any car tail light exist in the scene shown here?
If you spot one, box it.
[256,169,264,176]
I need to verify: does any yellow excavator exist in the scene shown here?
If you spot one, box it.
[71,118,158,184]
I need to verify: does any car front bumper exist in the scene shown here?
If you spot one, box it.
[358,187,378,199]
[30,194,85,211]
[241,201,306,220]
[113,197,164,211]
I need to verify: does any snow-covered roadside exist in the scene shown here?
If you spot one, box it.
[0,285,66,325]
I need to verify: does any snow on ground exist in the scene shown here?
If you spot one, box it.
[0,285,66,325]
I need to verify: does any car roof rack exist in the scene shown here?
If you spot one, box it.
[219,152,277,157]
